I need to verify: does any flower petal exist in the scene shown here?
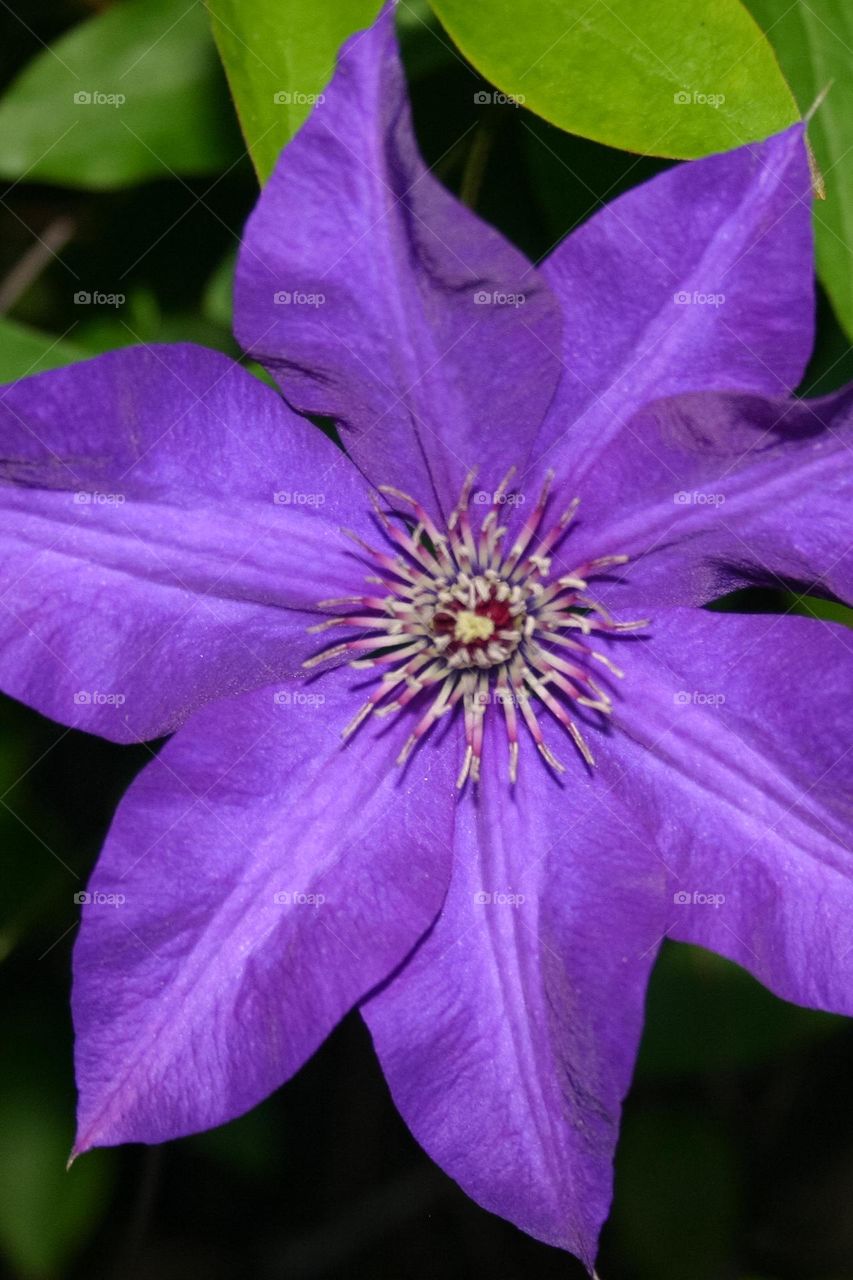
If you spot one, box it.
[363,717,668,1262]
[233,8,561,515]
[0,344,372,740]
[72,665,457,1152]
[611,608,853,1014]
[562,388,853,608]
[534,125,813,478]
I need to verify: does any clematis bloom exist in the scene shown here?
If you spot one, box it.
[1,8,852,1268]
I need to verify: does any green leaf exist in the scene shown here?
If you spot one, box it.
[745,1,853,339]
[427,0,798,158]
[0,318,87,381]
[207,0,383,181]
[784,592,853,628]
[0,0,239,189]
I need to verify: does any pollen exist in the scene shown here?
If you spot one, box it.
[454,611,495,644]
[304,466,646,787]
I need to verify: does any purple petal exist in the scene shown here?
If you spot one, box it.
[0,344,373,740]
[563,388,853,608]
[72,664,457,1152]
[363,715,667,1263]
[611,608,853,1014]
[534,126,813,478]
[234,8,561,516]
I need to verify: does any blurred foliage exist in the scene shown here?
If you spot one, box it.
[637,944,841,1080]
[609,1098,742,1280]
[0,1034,115,1277]
[0,1,851,1278]
[0,0,241,188]
[0,317,86,377]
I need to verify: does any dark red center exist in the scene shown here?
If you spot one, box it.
[432,592,516,653]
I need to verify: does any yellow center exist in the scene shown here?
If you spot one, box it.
[453,611,495,644]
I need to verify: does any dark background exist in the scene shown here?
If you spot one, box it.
[1,3,853,1278]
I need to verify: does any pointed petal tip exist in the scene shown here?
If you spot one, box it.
[68,1119,101,1167]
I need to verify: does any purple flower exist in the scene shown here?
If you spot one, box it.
[1,8,852,1267]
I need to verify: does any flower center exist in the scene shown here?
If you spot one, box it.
[453,610,494,645]
[432,577,524,666]
[305,468,645,787]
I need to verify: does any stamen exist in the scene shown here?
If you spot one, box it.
[503,470,554,575]
[304,471,645,783]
